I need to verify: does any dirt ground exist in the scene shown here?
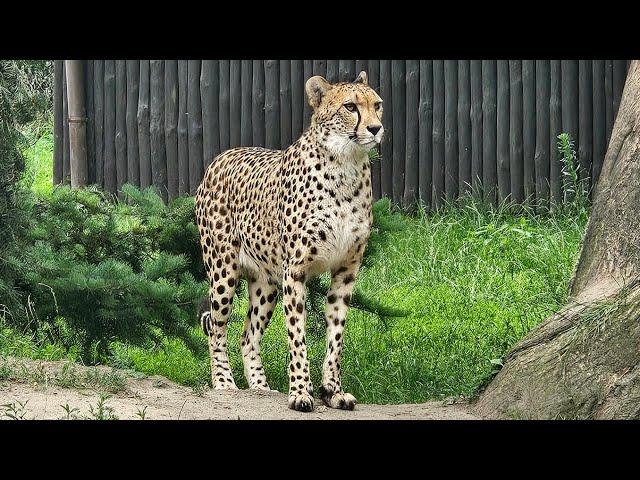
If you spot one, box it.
[0,358,478,420]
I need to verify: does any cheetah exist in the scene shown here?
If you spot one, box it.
[195,71,384,412]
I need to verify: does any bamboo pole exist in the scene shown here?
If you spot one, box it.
[391,59,406,205]
[280,59,292,149]
[497,60,510,203]
[115,60,127,190]
[265,60,280,149]
[165,60,179,200]
[93,60,104,188]
[178,60,190,194]
[126,60,140,186]
[482,60,497,204]
[187,60,203,194]
[53,60,63,185]
[230,60,241,148]
[241,60,252,146]
[549,60,562,206]
[509,60,523,204]
[252,60,265,146]
[470,60,482,196]
[419,60,433,208]
[433,60,445,209]
[103,60,116,193]
[150,60,167,201]
[404,59,419,211]
[380,59,393,199]
[458,60,471,196]
[534,60,550,208]
[522,60,536,202]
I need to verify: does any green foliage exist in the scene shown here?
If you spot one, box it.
[557,132,590,221]
[6,185,207,361]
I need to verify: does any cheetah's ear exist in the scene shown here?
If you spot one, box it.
[353,71,368,85]
[305,75,331,109]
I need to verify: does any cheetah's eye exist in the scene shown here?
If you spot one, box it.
[344,103,357,112]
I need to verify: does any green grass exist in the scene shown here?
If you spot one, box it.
[110,200,586,404]
[21,127,54,197]
[9,131,587,404]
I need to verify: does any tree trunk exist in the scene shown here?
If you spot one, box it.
[475,60,640,420]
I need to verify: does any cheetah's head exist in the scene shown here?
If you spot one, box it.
[306,71,384,156]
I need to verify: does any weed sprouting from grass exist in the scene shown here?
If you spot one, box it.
[1,400,29,420]
[135,406,148,420]
[87,393,118,420]
[60,403,80,420]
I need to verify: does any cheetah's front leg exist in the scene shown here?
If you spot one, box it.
[283,266,314,412]
[319,251,363,410]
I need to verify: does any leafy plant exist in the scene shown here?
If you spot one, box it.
[557,132,590,220]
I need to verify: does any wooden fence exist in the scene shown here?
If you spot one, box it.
[53,59,631,207]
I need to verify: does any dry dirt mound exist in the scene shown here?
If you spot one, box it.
[0,358,477,420]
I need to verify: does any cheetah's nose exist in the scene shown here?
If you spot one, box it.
[367,125,382,136]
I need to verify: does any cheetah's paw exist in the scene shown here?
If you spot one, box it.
[319,386,357,410]
[288,390,314,412]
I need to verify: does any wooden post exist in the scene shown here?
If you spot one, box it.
[339,59,355,82]
[53,60,64,185]
[326,59,339,84]
[592,59,606,187]
[368,59,382,200]
[93,60,104,188]
[150,60,167,201]
[62,62,70,184]
[165,60,179,200]
[126,60,140,186]
[241,60,253,146]
[103,60,116,193]
[433,60,445,209]
[509,60,523,204]
[470,60,482,196]
[137,60,151,189]
[458,60,471,195]
[444,60,458,201]
[280,59,292,148]
[419,60,433,208]
[549,59,562,206]
[229,60,241,148]
[115,60,127,191]
[391,59,406,206]
[201,60,219,169]
[561,60,579,201]
[291,60,304,140]
[497,60,510,203]
[265,59,280,149]
[219,60,230,152]
[303,60,313,127]
[313,59,327,78]
[379,59,393,199]
[534,60,550,208]
[178,60,190,194]
[84,60,95,185]
[578,60,593,188]
[482,60,497,204]
[187,60,203,194]
[252,60,265,146]
[404,59,419,211]
[522,60,536,202]
[605,59,613,145]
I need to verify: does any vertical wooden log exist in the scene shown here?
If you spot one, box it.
[379,59,393,199]
[509,60,524,204]
[549,59,562,206]
[534,60,550,208]
[578,60,593,188]
[126,60,140,187]
[522,60,536,202]
[164,60,178,200]
[592,59,606,188]
[280,59,292,148]
[229,60,241,148]
[150,60,167,201]
[368,59,382,200]
[391,60,406,206]
[605,59,613,145]
[313,59,327,78]
[470,60,482,196]
[433,59,445,209]
[419,60,433,209]
[497,60,510,203]
[65,60,89,188]
[612,59,627,120]
[137,60,151,189]
[458,60,471,195]
[93,60,104,188]
[482,60,497,204]
[103,60,116,193]
[291,60,304,140]
[187,60,203,195]
[241,60,252,146]
[303,60,313,128]
[85,60,96,185]
[264,60,280,150]
[201,60,220,169]
[561,60,579,200]
[219,60,230,153]
[339,60,356,82]
[326,59,339,84]
[404,59,419,211]
[62,61,70,184]
[115,60,127,191]
[53,60,64,185]
[178,60,190,195]
[252,60,265,146]
[444,60,458,201]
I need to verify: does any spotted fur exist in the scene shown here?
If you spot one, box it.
[195,71,384,411]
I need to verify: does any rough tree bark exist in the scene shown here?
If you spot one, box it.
[475,61,640,420]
